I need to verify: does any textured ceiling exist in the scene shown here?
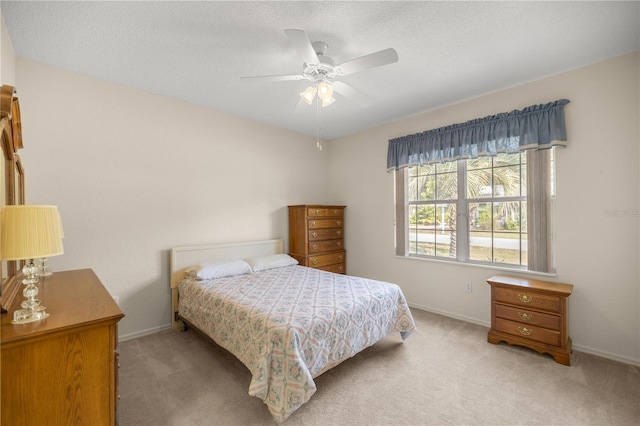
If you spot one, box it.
[2,1,639,140]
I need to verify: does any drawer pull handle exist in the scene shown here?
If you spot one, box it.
[312,259,318,265]
[315,209,321,215]
[336,242,342,247]
[336,221,342,226]
[311,232,318,238]
[518,294,533,303]
[312,244,318,250]
[518,312,533,322]
[518,327,532,336]
[337,230,342,236]
[338,255,344,261]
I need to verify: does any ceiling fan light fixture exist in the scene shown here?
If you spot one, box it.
[300,86,316,105]
[321,95,335,107]
[316,81,333,100]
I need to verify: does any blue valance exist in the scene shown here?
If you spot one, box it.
[387,99,570,171]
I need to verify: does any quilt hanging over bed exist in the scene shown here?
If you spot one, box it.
[178,264,416,423]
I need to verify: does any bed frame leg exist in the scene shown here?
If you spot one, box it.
[181,321,189,332]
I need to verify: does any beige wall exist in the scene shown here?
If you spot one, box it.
[329,52,640,365]
[1,11,15,86]
[4,11,638,365]
[15,58,330,338]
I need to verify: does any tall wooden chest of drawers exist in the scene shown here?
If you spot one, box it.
[487,275,573,365]
[288,205,346,274]
[1,268,124,425]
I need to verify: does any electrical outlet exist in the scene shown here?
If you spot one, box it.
[465,282,472,293]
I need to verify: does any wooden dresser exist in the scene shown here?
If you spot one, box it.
[1,268,125,425]
[288,205,346,274]
[487,275,573,365]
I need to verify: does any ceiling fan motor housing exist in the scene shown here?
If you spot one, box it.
[303,42,337,81]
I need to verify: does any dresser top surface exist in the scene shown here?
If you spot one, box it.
[487,275,573,296]
[1,268,124,343]
[288,205,345,209]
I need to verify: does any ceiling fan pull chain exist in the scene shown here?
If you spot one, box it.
[316,98,322,151]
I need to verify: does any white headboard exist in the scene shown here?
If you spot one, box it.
[169,238,284,328]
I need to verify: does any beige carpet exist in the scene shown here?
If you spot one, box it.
[116,309,639,425]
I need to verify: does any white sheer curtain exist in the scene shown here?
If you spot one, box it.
[527,148,554,272]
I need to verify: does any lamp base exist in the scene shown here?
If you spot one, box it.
[12,305,49,324]
[11,259,50,324]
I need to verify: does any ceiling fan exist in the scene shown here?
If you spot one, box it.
[241,29,399,108]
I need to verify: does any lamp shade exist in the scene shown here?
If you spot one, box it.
[1,205,64,261]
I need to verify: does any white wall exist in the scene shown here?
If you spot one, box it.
[328,52,640,366]
[0,11,15,85]
[15,58,331,339]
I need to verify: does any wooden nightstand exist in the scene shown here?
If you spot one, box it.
[1,269,124,425]
[487,275,573,366]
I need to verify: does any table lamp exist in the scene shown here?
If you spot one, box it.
[1,205,64,324]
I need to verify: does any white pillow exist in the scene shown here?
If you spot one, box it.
[185,258,252,280]
[245,254,298,272]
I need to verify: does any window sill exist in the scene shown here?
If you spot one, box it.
[394,254,558,278]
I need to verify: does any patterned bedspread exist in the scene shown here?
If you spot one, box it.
[178,265,416,423]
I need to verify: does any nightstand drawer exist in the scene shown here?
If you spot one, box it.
[494,287,562,313]
[308,251,345,268]
[494,304,561,331]
[309,240,344,254]
[494,318,561,347]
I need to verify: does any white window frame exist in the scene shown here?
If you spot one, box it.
[396,151,550,272]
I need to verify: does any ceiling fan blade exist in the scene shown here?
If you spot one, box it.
[284,29,319,66]
[241,74,304,83]
[332,81,373,107]
[335,48,399,76]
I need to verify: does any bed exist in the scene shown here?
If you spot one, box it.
[170,239,416,423]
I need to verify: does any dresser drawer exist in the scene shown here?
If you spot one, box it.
[309,228,343,241]
[494,304,561,331]
[309,239,344,254]
[307,207,344,218]
[494,318,561,347]
[308,251,345,268]
[317,262,345,274]
[308,218,344,229]
[494,287,562,313]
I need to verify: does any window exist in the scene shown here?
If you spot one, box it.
[399,150,551,271]
[466,153,527,266]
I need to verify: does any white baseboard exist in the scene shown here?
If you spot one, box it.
[408,304,640,367]
[119,323,172,342]
[408,303,491,328]
[571,343,640,367]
